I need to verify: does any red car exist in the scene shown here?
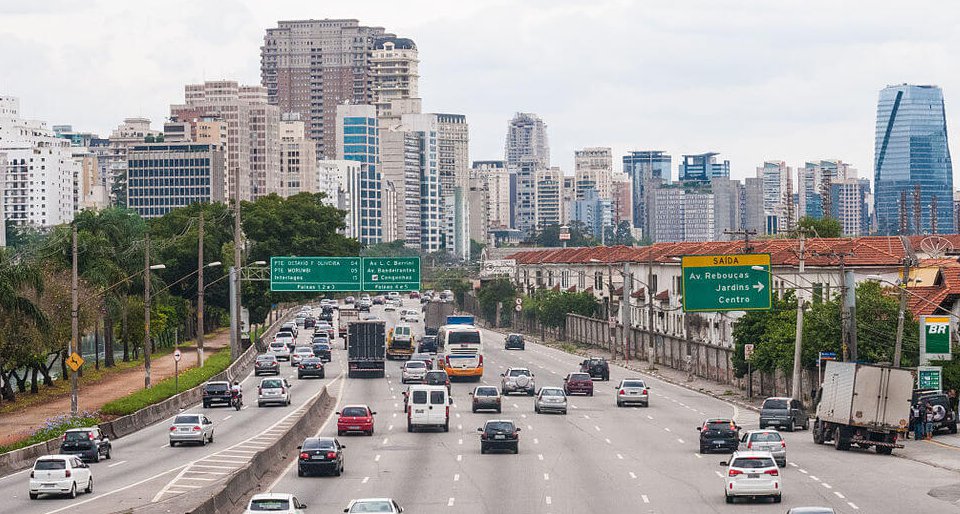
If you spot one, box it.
[337,405,376,436]
[563,372,594,396]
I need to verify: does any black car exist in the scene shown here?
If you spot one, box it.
[418,335,438,354]
[255,354,281,376]
[298,357,326,379]
[504,333,525,350]
[304,316,317,329]
[202,381,233,408]
[580,357,610,381]
[698,418,741,454]
[478,420,520,454]
[319,310,334,322]
[60,427,112,462]
[759,397,809,431]
[913,390,959,435]
[312,342,332,362]
[297,437,344,476]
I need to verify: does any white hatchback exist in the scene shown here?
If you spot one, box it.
[722,451,782,504]
[291,346,313,367]
[269,341,291,361]
[29,455,93,500]
[244,493,307,514]
[258,377,292,407]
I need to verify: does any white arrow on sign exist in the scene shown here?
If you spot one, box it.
[173,349,182,362]
[752,282,765,293]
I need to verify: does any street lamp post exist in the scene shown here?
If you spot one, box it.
[753,265,807,401]
[196,260,220,367]
[143,233,166,389]
[227,260,267,360]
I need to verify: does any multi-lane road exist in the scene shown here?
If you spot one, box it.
[3,299,959,513]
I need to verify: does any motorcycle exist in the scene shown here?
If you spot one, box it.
[231,391,243,411]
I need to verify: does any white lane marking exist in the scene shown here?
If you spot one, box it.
[457,454,462,461]
[388,425,394,431]
[159,443,170,448]
[641,494,650,503]
[46,464,185,513]
[605,438,611,444]
[513,403,519,408]
[534,438,539,444]
[538,454,544,461]
[788,462,798,468]
[454,473,460,481]
[456,413,461,418]
[822,483,832,489]
[191,464,235,470]
[715,471,724,478]
[571,405,578,409]
[677,438,685,444]
[382,438,389,445]
[458,424,462,430]
[447,497,455,507]
[375,454,381,462]
[544,473,550,480]
[799,469,808,474]
[847,502,859,510]
[393,412,397,418]
[834,492,845,499]
[810,475,820,482]
[223,415,233,421]
[647,415,653,420]
[694,453,702,459]
[521,414,527,418]
[663,427,671,432]
[546,496,552,505]
[458,438,463,445]
[108,460,127,468]
[617,453,624,460]
[594,425,601,431]
[583,414,591,419]
[528,424,533,430]
[362,476,369,484]
[629,472,637,479]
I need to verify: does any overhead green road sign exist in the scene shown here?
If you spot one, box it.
[681,254,772,312]
[362,257,421,292]
[270,257,361,292]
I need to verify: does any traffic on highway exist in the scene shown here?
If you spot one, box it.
[6,292,958,513]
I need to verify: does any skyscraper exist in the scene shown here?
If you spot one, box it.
[679,152,730,183]
[534,167,562,230]
[623,150,671,235]
[574,147,613,201]
[874,84,954,235]
[126,143,225,218]
[505,113,549,169]
[756,160,794,234]
[336,104,381,245]
[371,37,421,119]
[261,19,392,159]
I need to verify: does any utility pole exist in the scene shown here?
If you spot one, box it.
[144,233,152,388]
[724,228,757,254]
[815,250,856,361]
[197,211,205,367]
[622,261,633,360]
[893,257,912,367]
[69,224,79,416]
[647,247,656,364]
[231,165,242,361]
[791,230,808,401]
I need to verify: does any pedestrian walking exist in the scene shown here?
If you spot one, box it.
[925,401,935,440]
[949,389,958,417]
[911,403,923,440]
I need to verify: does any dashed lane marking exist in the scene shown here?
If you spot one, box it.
[538,454,544,461]
[629,472,637,479]
[617,454,624,460]
[822,483,832,489]
[108,460,127,468]
[454,474,460,481]
[546,496,552,505]
[544,473,550,481]
[677,438,685,444]
[847,502,859,510]
[448,498,455,507]
[641,495,650,504]
[715,471,724,478]
[375,454,381,462]
[362,476,369,484]
[834,492,845,499]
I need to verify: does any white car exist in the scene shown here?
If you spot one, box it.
[291,346,313,367]
[244,493,307,514]
[722,451,782,504]
[615,378,650,407]
[401,360,428,384]
[268,341,291,361]
[275,333,295,350]
[345,498,404,513]
[29,455,93,500]
[407,385,450,432]
[400,309,420,323]
[258,377,292,407]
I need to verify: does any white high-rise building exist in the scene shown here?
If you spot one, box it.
[371,37,421,120]
[472,161,511,231]
[276,116,318,197]
[535,167,562,230]
[575,147,614,202]
[505,113,549,169]
[0,96,78,229]
[316,160,354,208]
[757,160,794,234]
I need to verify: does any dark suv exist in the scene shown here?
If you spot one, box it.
[580,357,610,381]
[478,420,520,454]
[418,335,438,354]
[759,397,809,432]
[60,427,112,462]
[697,418,741,454]
[913,390,959,435]
[202,381,233,408]
[504,333,525,350]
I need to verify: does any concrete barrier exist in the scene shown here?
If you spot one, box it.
[0,308,296,477]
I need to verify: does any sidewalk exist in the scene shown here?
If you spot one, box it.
[0,330,229,447]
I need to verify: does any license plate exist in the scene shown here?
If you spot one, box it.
[713,440,726,445]
[311,455,324,460]
[748,473,759,479]
[180,427,191,431]
[349,426,360,430]
[42,483,56,488]
[494,434,505,440]
[629,391,637,394]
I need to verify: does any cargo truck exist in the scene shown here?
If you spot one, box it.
[812,361,913,454]
[423,302,455,336]
[339,307,359,339]
[386,324,415,360]
[347,320,386,378]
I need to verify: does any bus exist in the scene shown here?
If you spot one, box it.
[439,325,483,380]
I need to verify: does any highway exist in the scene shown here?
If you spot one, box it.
[269,299,959,513]
[0,311,340,514]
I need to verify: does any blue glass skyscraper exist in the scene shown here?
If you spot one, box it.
[874,84,954,235]
[623,150,671,233]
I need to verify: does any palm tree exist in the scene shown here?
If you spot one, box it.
[0,247,47,401]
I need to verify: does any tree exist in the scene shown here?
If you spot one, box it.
[362,240,419,258]
[532,222,597,247]
[0,247,48,401]
[469,239,486,262]
[477,279,516,326]
[797,216,842,238]
[531,290,599,333]
[603,221,635,246]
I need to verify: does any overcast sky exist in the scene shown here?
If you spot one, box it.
[2,0,959,182]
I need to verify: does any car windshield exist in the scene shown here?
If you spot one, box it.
[302,358,321,364]
[174,415,200,424]
[63,431,91,441]
[475,387,498,396]
[249,498,292,511]
[295,347,312,354]
[422,336,437,344]
[508,335,522,342]
[349,501,394,513]
[270,342,285,348]
[541,388,564,397]
[257,356,276,362]
[425,372,447,384]
[303,438,336,450]
[569,374,591,381]
[405,361,426,369]
[485,421,515,432]
[342,407,368,417]
[622,380,645,388]
[706,421,736,432]
[35,459,67,470]
[763,399,789,409]
[262,379,283,388]
[750,432,783,442]
[731,457,775,469]
[508,369,530,377]
[313,343,330,350]
[588,359,604,366]
[205,383,228,392]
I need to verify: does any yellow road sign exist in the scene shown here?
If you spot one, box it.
[66,352,85,372]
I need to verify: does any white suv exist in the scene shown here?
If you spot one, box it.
[269,341,291,361]
[29,455,93,500]
[722,451,782,504]
[258,377,292,407]
[500,367,536,396]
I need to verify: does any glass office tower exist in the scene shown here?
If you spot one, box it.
[874,84,954,235]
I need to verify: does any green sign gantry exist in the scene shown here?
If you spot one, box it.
[681,254,773,312]
[270,256,421,292]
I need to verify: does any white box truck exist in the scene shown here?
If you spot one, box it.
[812,361,913,454]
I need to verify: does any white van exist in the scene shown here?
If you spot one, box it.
[406,385,450,432]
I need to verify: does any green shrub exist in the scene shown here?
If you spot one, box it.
[100,350,233,416]
[0,411,101,454]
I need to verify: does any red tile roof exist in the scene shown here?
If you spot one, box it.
[906,258,960,317]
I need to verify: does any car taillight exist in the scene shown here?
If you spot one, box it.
[258,387,263,395]
[326,452,337,459]
[764,469,779,476]
[65,470,71,478]
[728,469,742,477]
[30,471,34,478]
[62,434,67,441]
[256,362,262,367]
[479,355,484,366]
[445,356,451,366]
[747,442,752,449]
[89,433,95,440]
[193,426,202,431]
[781,441,786,448]
[170,426,177,431]
[281,387,286,394]
[299,365,305,369]
[300,452,309,460]
[446,406,450,418]
[642,389,648,395]
[619,389,626,395]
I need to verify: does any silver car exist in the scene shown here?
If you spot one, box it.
[258,377,292,407]
[470,386,502,413]
[291,346,313,367]
[615,378,650,407]
[739,429,787,467]
[534,387,568,415]
[401,360,428,384]
[501,367,536,396]
[169,413,214,446]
